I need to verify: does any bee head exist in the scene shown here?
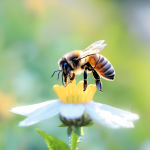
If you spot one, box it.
[59,60,70,75]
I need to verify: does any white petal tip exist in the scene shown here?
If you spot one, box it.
[133,114,139,120]
[18,121,26,127]
[127,123,134,128]
[125,113,139,121]
[9,108,17,114]
[95,40,105,45]
[9,108,26,116]
[100,44,107,49]
[18,120,36,127]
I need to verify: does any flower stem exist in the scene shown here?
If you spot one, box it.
[71,131,78,150]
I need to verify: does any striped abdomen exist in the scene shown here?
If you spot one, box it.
[88,54,115,80]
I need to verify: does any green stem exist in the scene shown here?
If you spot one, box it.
[71,131,78,150]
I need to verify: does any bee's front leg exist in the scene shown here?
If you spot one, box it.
[64,75,68,87]
[61,62,70,87]
[83,69,88,91]
[69,70,75,83]
[92,70,103,93]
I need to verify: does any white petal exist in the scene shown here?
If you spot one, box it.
[95,40,105,45]
[59,103,85,120]
[85,101,139,129]
[99,44,107,51]
[18,100,62,126]
[10,100,59,116]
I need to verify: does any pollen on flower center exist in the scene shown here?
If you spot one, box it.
[53,80,96,104]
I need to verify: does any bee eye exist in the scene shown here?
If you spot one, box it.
[72,58,79,67]
[72,58,77,62]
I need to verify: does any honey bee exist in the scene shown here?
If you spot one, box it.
[51,40,115,92]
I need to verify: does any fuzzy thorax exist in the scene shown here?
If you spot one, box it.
[53,80,96,104]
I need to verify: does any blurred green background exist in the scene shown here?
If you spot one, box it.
[0,0,150,150]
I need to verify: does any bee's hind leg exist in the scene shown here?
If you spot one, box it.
[92,70,103,93]
[83,69,88,91]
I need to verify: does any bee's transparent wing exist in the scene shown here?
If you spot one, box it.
[77,40,107,60]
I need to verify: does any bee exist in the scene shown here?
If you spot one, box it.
[51,40,115,92]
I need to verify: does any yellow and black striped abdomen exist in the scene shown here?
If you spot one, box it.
[91,54,115,80]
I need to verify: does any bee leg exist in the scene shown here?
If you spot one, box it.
[62,73,68,87]
[62,74,64,86]
[92,70,103,93]
[64,75,68,87]
[69,70,75,83]
[83,69,88,91]
[96,80,103,93]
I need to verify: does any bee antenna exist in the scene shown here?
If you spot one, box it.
[51,70,61,77]
[57,70,62,80]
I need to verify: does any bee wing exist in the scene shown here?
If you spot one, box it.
[77,40,107,60]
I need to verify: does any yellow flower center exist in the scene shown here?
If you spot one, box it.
[53,80,96,104]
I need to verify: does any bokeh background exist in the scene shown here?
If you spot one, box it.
[0,0,150,150]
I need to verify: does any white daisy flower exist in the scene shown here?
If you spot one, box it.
[10,80,139,128]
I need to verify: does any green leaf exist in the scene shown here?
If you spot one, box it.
[84,121,94,127]
[73,127,81,137]
[58,123,67,127]
[36,129,70,150]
